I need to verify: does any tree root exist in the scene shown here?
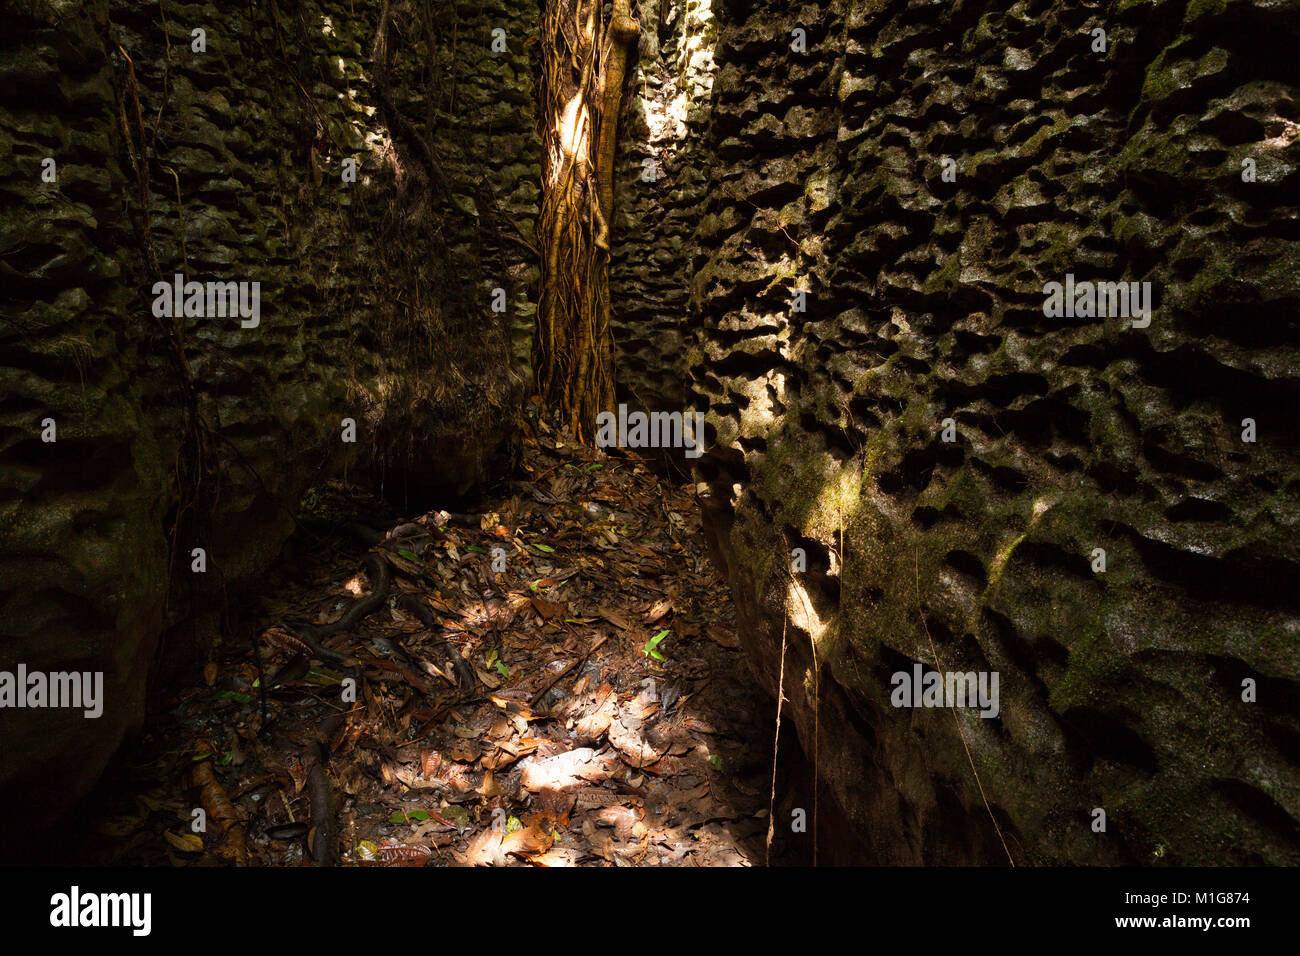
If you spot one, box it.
[293,553,391,664]
[397,593,477,692]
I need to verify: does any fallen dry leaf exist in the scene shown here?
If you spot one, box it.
[598,607,632,630]
[378,842,433,866]
[707,627,740,649]
[460,826,505,866]
[527,847,585,867]
[520,748,614,791]
[644,598,673,623]
[608,712,666,768]
[190,752,248,864]
[164,830,203,853]
[500,823,553,859]
[529,597,566,620]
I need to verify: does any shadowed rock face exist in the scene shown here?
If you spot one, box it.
[0,0,537,827]
[642,0,1298,864]
[3,0,1298,863]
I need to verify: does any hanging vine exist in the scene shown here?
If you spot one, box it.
[112,41,218,614]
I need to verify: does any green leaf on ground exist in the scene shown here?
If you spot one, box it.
[389,809,430,823]
[644,629,670,661]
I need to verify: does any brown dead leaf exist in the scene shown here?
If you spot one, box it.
[412,815,457,838]
[287,758,307,796]
[448,738,479,762]
[423,593,456,614]
[644,598,673,623]
[585,828,616,862]
[639,755,682,776]
[378,842,433,866]
[575,708,612,739]
[596,805,642,841]
[527,847,585,867]
[683,716,717,734]
[420,750,442,780]
[574,687,617,738]
[262,626,314,657]
[388,603,421,628]
[598,607,632,630]
[534,786,577,818]
[625,695,660,721]
[529,597,566,620]
[520,748,614,791]
[489,695,541,721]
[164,830,204,853]
[460,826,505,866]
[501,823,553,860]
[707,627,740,649]
[481,746,522,772]
[608,712,665,769]
[190,753,248,864]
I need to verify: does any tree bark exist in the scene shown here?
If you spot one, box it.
[534,0,639,442]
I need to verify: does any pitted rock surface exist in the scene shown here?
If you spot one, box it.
[0,0,538,826]
[677,0,1300,864]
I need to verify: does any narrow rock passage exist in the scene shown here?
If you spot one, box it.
[72,415,778,866]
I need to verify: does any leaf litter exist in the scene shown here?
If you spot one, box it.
[70,417,773,867]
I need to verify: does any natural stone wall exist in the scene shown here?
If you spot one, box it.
[609,0,718,422]
[681,0,1300,864]
[0,0,536,826]
[5,0,1297,866]
[438,0,544,372]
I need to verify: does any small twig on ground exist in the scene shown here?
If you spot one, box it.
[531,634,608,707]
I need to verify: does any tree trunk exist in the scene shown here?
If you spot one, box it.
[534,0,638,443]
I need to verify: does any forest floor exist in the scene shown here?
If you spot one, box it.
[68,417,783,866]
